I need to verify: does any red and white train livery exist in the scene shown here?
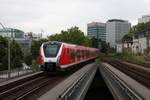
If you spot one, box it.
[39,41,98,71]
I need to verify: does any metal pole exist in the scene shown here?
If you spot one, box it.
[0,22,11,78]
[96,23,100,49]
[96,23,98,48]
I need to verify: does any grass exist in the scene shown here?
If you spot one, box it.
[98,52,147,64]
[112,52,146,64]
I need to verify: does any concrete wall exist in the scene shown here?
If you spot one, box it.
[132,37,147,54]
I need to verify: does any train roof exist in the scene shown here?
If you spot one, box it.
[42,41,98,50]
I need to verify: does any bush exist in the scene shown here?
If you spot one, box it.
[146,54,150,61]
[24,54,33,66]
[31,59,39,71]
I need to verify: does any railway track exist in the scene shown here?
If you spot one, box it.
[123,60,150,68]
[105,59,150,89]
[0,63,87,100]
[0,72,65,100]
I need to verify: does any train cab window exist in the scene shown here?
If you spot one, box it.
[43,43,61,57]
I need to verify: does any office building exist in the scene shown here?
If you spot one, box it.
[106,19,131,48]
[138,14,150,23]
[87,22,106,42]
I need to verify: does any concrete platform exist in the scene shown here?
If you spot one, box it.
[100,63,150,100]
[38,63,97,100]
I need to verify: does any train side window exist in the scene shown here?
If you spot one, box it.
[79,50,81,56]
[67,48,69,53]
[82,50,84,57]
[77,49,79,56]
[70,49,75,59]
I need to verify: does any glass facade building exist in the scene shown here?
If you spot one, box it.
[106,19,131,48]
[87,22,106,42]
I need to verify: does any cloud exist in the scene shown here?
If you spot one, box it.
[0,0,150,37]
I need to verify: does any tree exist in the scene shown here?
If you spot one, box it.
[24,53,33,65]
[24,38,48,66]
[0,36,8,70]
[48,33,62,41]
[101,41,109,53]
[129,21,150,35]
[67,26,85,45]
[31,39,48,60]
[83,36,92,47]
[91,37,98,48]
[0,36,23,70]
[10,40,23,69]
[27,32,33,39]
[48,26,91,46]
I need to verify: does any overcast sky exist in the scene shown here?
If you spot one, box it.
[0,0,150,37]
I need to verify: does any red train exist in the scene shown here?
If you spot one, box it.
[39,41,99,72]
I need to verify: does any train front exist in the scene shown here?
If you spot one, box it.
[39,41,62,72]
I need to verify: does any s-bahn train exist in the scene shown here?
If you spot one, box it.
[39,41,99,72]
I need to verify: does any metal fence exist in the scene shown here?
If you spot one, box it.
[0,67,39,82]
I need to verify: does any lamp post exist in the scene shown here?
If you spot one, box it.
[0,22,11,78]
[96,23,99,48]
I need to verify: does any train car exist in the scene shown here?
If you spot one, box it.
[39,41,99,72]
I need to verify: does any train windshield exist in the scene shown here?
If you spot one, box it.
[43,42,61,57]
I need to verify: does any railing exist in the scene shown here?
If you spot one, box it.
[0,67,40,82]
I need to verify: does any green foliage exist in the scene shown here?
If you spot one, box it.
[0,36,8,70]
[48,26,91,46]
[24,54,33,65]
[91,37,98,48]
[129,21,150,35]
[31,39,48,60]
[31,59,39,71]
[0,36,23,70]
[48,33,62,41]
[101,41,109,53]
[31,41,41,60]
[129,21,150,59]
[83,36,92,47]
[24,38,48,66]
[146,53,150,61]
[10,40,23,69]
[114,52,145,63]
[97,53,107,62]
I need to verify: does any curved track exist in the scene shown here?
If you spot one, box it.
[105,59,150,89]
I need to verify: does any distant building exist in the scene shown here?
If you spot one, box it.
[87,22,106,42]
[138,14,150,23]
[106,19,131,48]
[0,28,24,38]
[131,32,150,54]
[116,35,133,53]
[25,32,42,41]
[0,28,31,56]
[134,14,150,54]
